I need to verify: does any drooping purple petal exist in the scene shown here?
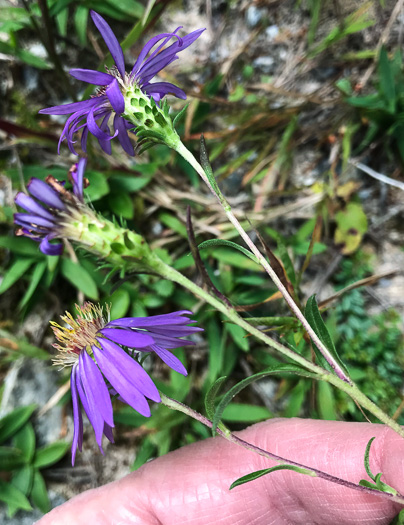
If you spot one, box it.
[148,325,204,336]
[87,108,117,141]
[103,423,114,443]
[90,11,125,78]
[70,68,115,85]
[14,213,56,229]
[71,363,83,466]
[27,178,65,209]
[99,328,154,348]
[14,193,55,220]
[39,97,101,115]
[152,344,188,376]
[114,115,134,156]
[39,236,63,256]
[136,28,205,84]
[71,157,87,199]
[92,344,152,417]
[106,79,125,114]
[81,126,89,152]
[95,338,160,403]
[77,352,105,446]
[130,29,182,77]
[143,82,186,100]
[81,351,114,428]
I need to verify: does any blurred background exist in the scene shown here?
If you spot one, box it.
[1,0,404,522]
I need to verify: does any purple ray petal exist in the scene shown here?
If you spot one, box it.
[131,29,182,77]
[71,363,83,466]
[39,236,63,256]
[114,115,135,156]
[108,313,195,328]
[87,108,117,141]
[142,334,194,349]
[95,338,160,402]
[106,79,125,114]
[103,423,114,443]
[72,157,87,199]
[27,178,65,209]
[81,126,89,152]
[77,352,104,446]
[137,55,178,86]
[15,193,55,220]
[148,325,203,336]
[14,212,55,229]
[152,344,188,376]
[70,68,115,85]
[39,97,101,115]
[99,328,154,348]
[90,11,125,78]
[143,81,186,100]
[92,344,152,417]
[82,351,114,427]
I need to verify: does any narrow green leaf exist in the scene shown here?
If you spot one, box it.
[0,480,32,511]
[378,47,395,112]
[212,365,317,435]
[13,422,36,463]
[205,376,227,420]
[31,470,50,514]
[19,261,47,308]
[199,135,224,201]
[226,323,249,352]
[0,258,35,294]
[60,259,99,300]
[364,436,376,481]
[222,403,271,423]
[230,464,315,490]
[33,441,70,469]
[0,447,26,470]
[198,239,259,264]
[173,103,189,128]
[11,465,34,496]
[130,437,155,471]
[304,295,348,374]
[0,404,36,444]
[74,6,89,46]
[109,288,130,320]
[317,381,337,420]
[0,236,42,256]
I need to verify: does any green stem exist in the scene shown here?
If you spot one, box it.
[152,258,404,439]
[70,203,404,439]
[160,393,404,504]
[174,141,350,383]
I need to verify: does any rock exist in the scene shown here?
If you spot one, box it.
[0,358,63,447]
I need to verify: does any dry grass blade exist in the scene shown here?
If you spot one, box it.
[318,269,398,309]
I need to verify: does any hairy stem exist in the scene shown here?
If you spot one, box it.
[174,140,350,383]
[160,393,404,505]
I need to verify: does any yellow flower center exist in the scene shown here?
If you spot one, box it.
[51,302,109,368]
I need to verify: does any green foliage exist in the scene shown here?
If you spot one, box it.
[359,437,397,495]
[229,464,315,490]
[0,406,69,516]
[342,47,404,162]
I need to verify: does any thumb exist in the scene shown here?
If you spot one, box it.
[38,418,404,525]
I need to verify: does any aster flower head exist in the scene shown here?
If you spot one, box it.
[14,158,88,255]
[39,11,205,156]
[51,303,202,464]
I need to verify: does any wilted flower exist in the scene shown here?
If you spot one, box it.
[51,303,202,464]
[39,11,204,156]
[14,158,88,255]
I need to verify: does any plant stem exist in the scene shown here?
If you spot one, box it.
[152,258,404,439]
[174,140,350,383]
[160,393,404,505]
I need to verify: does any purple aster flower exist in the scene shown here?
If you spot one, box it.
[51,303,202,464]
[39,11,204,156]
[14,158,88,255]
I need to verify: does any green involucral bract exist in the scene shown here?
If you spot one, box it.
[123,86,181,153]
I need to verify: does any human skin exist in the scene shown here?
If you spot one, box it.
[38,418,404,525]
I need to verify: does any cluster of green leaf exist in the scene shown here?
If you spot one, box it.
[338,47,404,162]
[0,0,145,70]
[331,258,404,422]
[0,405,69,517]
